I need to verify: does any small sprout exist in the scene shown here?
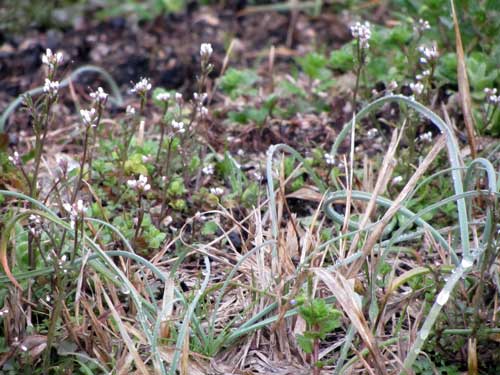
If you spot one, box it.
[171,120,185,134]
[210,187,224,196]
[350,21,371,49]
[131,78,152,95]
[43,78,60,98]
[392,175,403,185]
[127,174,151,192]
[202,164,214,175]
[8,151,21,166]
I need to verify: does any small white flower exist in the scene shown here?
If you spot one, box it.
[90,87,108,104]
[63,200,87,220]
[413,18,431,34]
[126,105,136,115]
[131,78,152,95]
[324,153,335,165]
[252,171,263,181]
[80,108,97,127]
[172,120,185,134]
[127,174,151,192]
[41,48,63,69]
[200,43,213,59]
[484,88,499,104]
[175,92,183,103]
[43,78,59,97]
[193,92,208,103]
[8,151,20,166]
[210,187,224,196]
[392,175,403,185]
[410,82,424,95]
[202,164,214,175]
[198,106,209,117]
[156,92,171,102]
[418,131,433,143]
[418,43,439,64]
[387,81,398,93]
[350,21,371,49]
[367,128,378,139]
[237,149,245,156]
[141,155,153,163]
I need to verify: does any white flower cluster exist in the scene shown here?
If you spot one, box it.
[350,21,371,49]
[63,199,87,221]
[413,18,431,34]
[8,151,20,166]
[194,92,208,103]
[418,131,433,143]
[484,88,499,104]
[202,164,214,175]
[156,92,171,102]
[200,43,213,59]
[418,43,438,64]
[127,174,151,192]
[172,120,186,134]
[43,78,59,98]
[28,214,42,237]
[80,108,98,127]
[416,69,431,81]
[131,78,152,95]
[126,105,136,115]
[210,187,224,196]
[410,82,424,95]
[90,87,108,104]
[41,48,63,70]
[324,153,335,165]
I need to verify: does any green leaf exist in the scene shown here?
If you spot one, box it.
[296,334,314,354]
[201,221,218,236]
[241,182,259,207]
[329,48,354,72]
[219,68,259,99]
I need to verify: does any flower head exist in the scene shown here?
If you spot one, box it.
[413,19,431,34]
[410,82,424,95]
[41,48,63,70]
[156,92,171,102]
[63,199,88,221]
[131,78,152,96]
[43,79,59,98]
[200,43,213,59]
[172,120,185,134]
[209,187,224,196]
[350,21,371,49]
[126,105,136,115]
[202,164,214,175]
[418,43,438,64]
[484,88,499,104]
[127,174,151,192]
[90,87,108,104]
[324,153,335,166]
[8,151,21,166]
[80,108,98,127]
